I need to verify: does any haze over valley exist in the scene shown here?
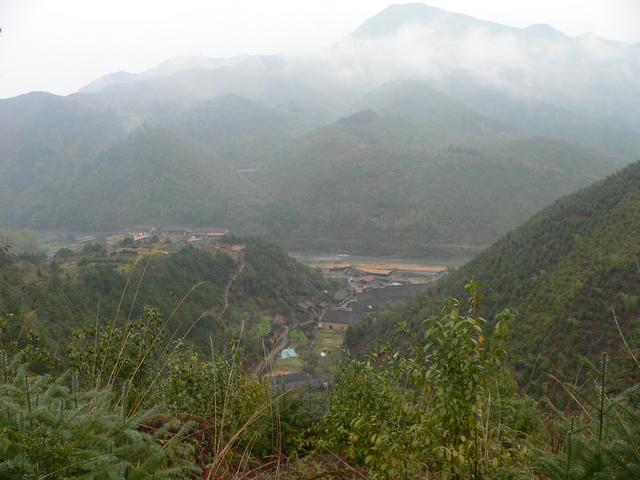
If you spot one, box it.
[2,3,640,255]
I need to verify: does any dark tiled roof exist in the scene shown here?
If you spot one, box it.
[191,227,228,234]
[359,285,426,302]
[334,288,351,301]
[271,373,324,390]
[323,310,361,325]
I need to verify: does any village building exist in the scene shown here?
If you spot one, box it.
[128,225,157,241]
[319,310,361,332]
[296,301,318,315]
[333,287,352,305]
[365,284,426,302]
[159,226,191,237]
[189,227,229,240]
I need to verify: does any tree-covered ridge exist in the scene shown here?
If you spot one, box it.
[0,238,330,360]
[348,160,640,388]
[163,94,315,168]
[0,125,263,231]
[260,104,623,255]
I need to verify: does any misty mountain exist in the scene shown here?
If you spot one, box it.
[76,55,345,124]
[440,74,640,159]
[258,91,623,254]
[162,94,315,167]
[353,79,506,140]
[78,55,252,93]
[74,3,640,158]
[0,125,260,230]
[350,3,511,39]
[0,92,124,162]
[0,3,638,254]
[336,3,640,154]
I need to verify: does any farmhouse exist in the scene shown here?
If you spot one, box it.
[319,310,361,332]
[366,284,426,302]
[129,225,156,241]
[296,302,315,314]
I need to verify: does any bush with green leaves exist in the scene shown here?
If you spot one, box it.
[161,349,275,462]
[0,353,199,479]
[316,359,434,478]
[318,283,537,479]
[68,305,167,412]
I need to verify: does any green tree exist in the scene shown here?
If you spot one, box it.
[0,355,199,479]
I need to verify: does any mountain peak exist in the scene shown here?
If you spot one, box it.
[350,3,573,41]
[524,23,566,38]
[350,3,447,38]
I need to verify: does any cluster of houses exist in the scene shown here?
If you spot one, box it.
[267,262,448,391]
[127,225,229,243]
[292,282,432,334]
[270,280,431,389]
[311,263,447,332]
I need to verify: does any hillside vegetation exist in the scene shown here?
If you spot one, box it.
[348,160,640,390]
[260,92,623,254]
[3,269,639,478]
[0,238,330,360]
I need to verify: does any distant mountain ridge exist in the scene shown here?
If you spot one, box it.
[258,84,623,255]
[340,4,640,134]
[78,55,254,93]
[0,4,638,255]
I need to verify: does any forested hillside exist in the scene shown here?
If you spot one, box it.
[4,238,638,478]
[0,126,263,230]
[261,100,623,254]
[0,238,330,360]
[348,160,640,390]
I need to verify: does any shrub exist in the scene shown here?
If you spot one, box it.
[161,350,274,461]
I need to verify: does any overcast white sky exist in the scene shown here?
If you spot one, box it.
[1,0,639,99]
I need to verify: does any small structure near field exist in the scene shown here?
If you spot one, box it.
[334,287,353,305]
[280,347,299,360]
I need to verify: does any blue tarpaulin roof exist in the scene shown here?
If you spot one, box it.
[280,347,298,359]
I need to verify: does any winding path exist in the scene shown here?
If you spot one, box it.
[220,251,245,318]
